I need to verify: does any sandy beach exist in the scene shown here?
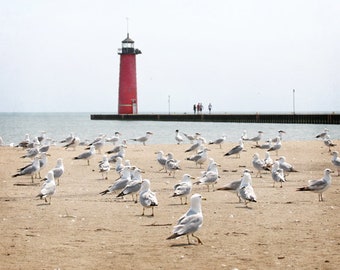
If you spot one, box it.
[1,139,339,269]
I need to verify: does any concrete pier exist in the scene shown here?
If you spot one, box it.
[91,113,340,124]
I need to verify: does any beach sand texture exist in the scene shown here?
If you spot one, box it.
[1,140,339,269]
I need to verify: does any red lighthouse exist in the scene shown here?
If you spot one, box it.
[117,33,141,114]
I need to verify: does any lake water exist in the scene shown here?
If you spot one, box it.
[0,112,339,145]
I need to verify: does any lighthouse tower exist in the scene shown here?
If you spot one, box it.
[117,33,141,114]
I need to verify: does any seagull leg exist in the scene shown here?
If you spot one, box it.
[192,233,203,245]
[151,207,154,216]
[142,207,145,216]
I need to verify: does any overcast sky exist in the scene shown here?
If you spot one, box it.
[1,0,339,113]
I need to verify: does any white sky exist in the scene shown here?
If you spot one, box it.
[1,0,339,113]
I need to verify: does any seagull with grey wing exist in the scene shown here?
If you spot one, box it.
[171,174,194,205]
[224,139,244,158]
[73,145,96,166]
[297,168,332,202]
[167,193,204,245]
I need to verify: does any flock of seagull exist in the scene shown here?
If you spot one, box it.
[2,126,339,245]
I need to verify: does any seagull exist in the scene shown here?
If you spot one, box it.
[241,130,248,140]
[117,167,143,203]
[184,138,204,153]
[175,130,184,145]
[238,171,257,207]
[106,141,127,154]
[107,145,126,163]
[217,169,252,202]
[64,136,80,151]
[209,135,226,149]
[315,128,329,139]
[264,151,274,168]
[106,132,122,145]
[267,136,282,156]
[171,174,194,204]
[323,135,336,152]
[47,158,64,185]
[99,166,132,195]
[277,156,298,176]
[193,161,219,192]
[38,138,51,154]
[60,132,74,144]
[18,152,47,179]
[166,193,203,245]
[297,168,332,202]
[85,136,106,154]
[16,134,31,148]
[271,161,286,188]
[271,130,286,143]
[99,155,110,180]
[155,150,167,172]
[20,147,39,159]
[36,171,56,204]
[130,131,153,146]
[12,156,41,182]
[244,131,263,145]
[165,152,181,177]
[182,132,199,143]
[252,139,272,150]
[139,179,158,216]
[186,148,210,168]
[331,151,340,176]
[252,153,270,178]
[224,139,244,158]
[73,145,96,165]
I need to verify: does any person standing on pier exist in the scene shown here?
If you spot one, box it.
[208,103,212,114]
[193,104,197,114]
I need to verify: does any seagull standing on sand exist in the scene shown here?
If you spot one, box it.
[245,131,264,145]
[278,156,298,176]
[331,151,340,176]
[12,156,41,182]
[64,136,80,151]
[224,139,244,158]
[47,158,64,185]
[99,166,132,195]
[171,174,194,205]
[186,147,210,168]
[139,179,158,216]
[155,150,167,172]
[271,161,286,188]
[297,168,332,202]
[166,193,203,245]
[117,167,143,203]
[209,135,226,149]
[73,145,96,166]
[267,136,282,156]
[99,155,110,180]
[194,161,219,192]
[238,171,257,207]
[165,152,181,177]
[217,169,252,203]
[106,132,121,145]
[184,138,204,153]
[323,135,336,152]
[130,131,153,146]
[175,130,184,145]
[252,153,270,178]
[36,171,56,204]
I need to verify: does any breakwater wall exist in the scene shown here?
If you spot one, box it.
[91,113,339,124]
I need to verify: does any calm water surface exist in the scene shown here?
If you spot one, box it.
[0,113,339,145]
